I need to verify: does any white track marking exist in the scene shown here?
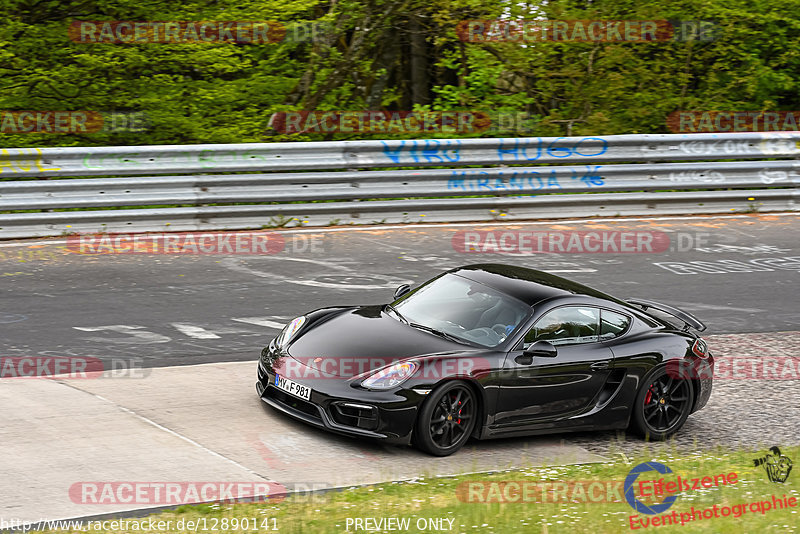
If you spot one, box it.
[543,269,598,273]
[220,257,412,290]
[170,323,259,339]
[171,323,222,339]
[73,325,171,344]
[232,317,286,330]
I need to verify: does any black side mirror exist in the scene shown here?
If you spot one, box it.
[393,284,411,300]
[523,340,558,358]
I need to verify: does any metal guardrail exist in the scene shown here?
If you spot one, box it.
[3,132,800,177]
[1,133,798,238]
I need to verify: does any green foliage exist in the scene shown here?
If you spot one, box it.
[0,0,799,147]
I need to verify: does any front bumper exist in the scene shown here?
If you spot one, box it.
[256,358,418,445]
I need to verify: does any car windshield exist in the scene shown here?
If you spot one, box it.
[390,273,531,348]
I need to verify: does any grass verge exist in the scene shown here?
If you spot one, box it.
[40,444,799,533]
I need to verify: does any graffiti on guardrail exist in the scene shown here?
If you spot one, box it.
[497,137,609,162]
[667,170,726,184]
[678,137,800,157]
[447,165,604,192]
[10,133,800,173]
[380,137,610,164]
[0,148,60,173]
[678,140,753,155]
[759,136,800,155]
[381,139,462,164]
[759,170,791,184]
[1,134,796,238]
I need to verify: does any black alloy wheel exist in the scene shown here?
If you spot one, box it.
[631,366,694,440]
[414,381,477,456]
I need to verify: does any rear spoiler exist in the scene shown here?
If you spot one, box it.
[626,298,707,332]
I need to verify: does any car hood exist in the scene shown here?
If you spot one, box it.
[285,305,471,378]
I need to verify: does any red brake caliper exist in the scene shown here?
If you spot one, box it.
[644,389,653,405]
[457,400,462,424]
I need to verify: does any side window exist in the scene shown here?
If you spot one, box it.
[600,310,631,340]
[523,307,599,348]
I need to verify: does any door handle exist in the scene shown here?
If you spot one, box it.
[515,354,534,366]
[590,361,610,370]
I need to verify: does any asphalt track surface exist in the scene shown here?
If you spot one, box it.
[2,213,799,369]
[1,213,799,520]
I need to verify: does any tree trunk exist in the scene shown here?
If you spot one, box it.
[408,15,429,106]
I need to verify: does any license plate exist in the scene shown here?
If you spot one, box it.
[274,373,312,401]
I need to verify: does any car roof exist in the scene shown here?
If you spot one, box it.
[450,263,628,308]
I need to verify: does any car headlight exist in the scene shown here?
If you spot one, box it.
[362,361,418,390]
[276,316,307,349]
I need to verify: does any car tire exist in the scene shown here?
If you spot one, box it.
[413,381,477,456]
[630,365,694,440]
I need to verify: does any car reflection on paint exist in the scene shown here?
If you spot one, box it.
[256,264,714,456]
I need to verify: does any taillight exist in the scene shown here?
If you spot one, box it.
[691,339,709,358]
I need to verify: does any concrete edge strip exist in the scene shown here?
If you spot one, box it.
[56,380,271,482]
[2,212,799,247]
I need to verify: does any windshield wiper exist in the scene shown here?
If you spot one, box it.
[409,323,466,344]
[385,304,409,324]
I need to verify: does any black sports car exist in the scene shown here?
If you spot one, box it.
[256,264,714,456]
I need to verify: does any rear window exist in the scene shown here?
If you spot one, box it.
[600,309,631,339]
[637,308,677,329]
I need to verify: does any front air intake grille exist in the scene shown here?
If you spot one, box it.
[330,402,378,430]
[263,386,322,421]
